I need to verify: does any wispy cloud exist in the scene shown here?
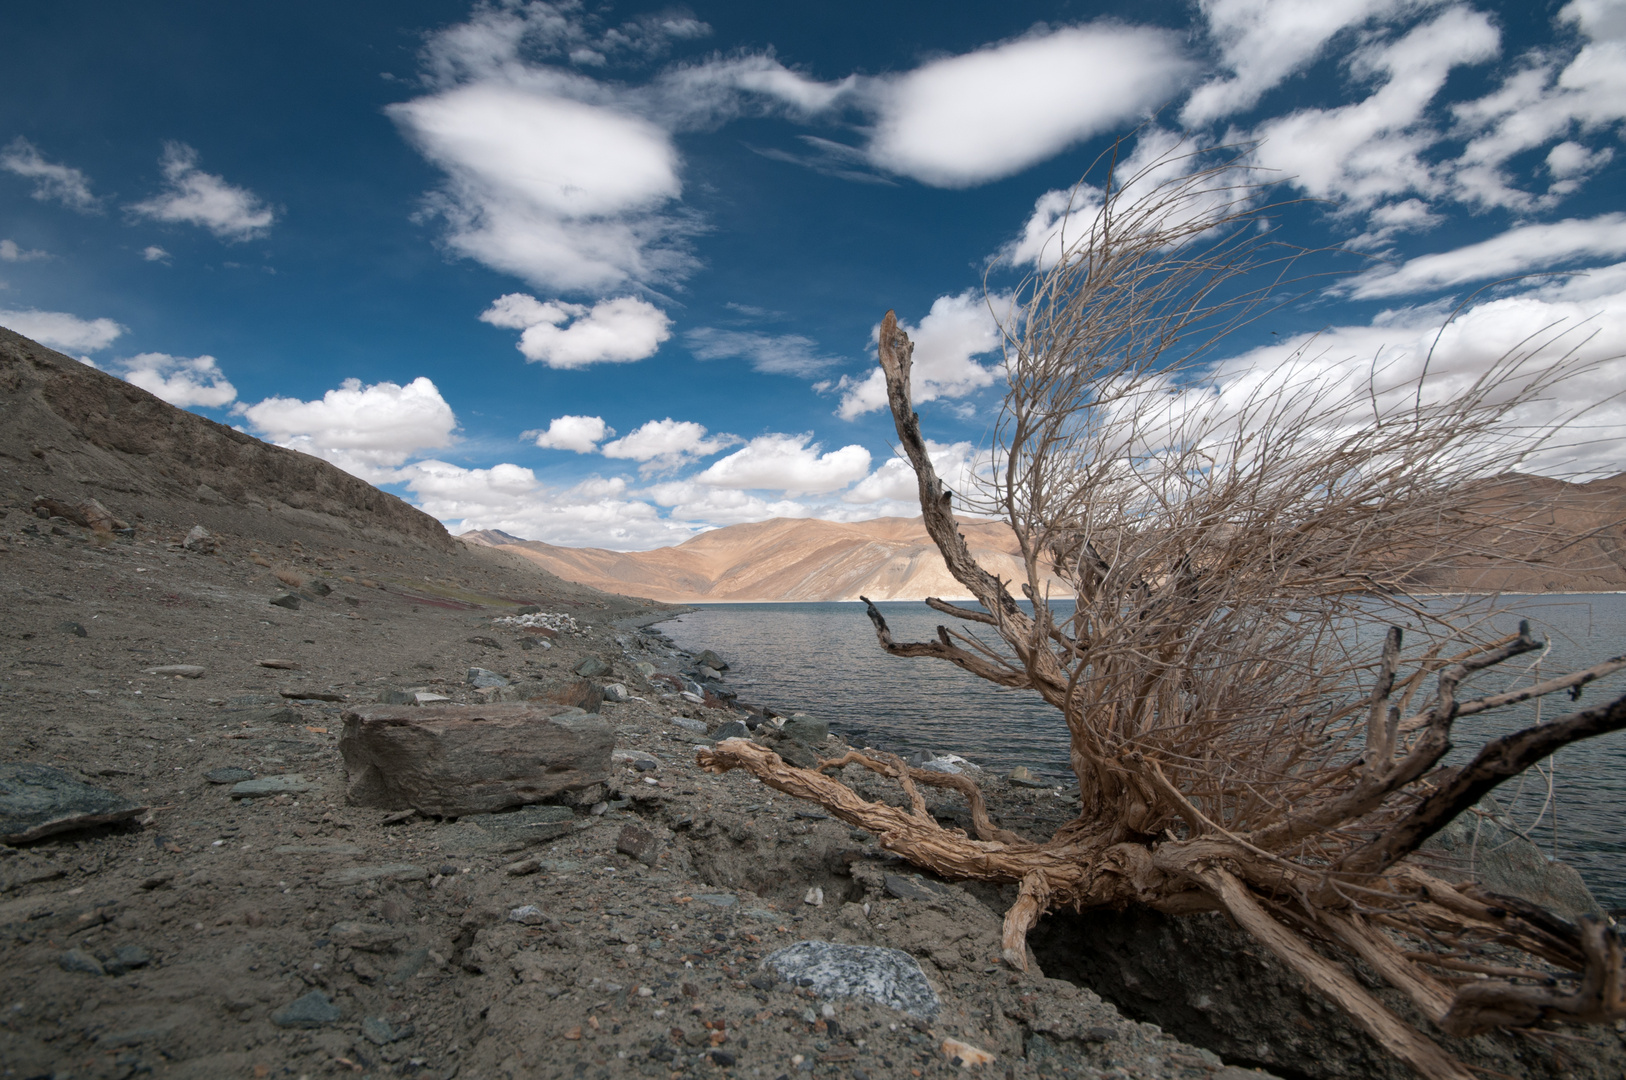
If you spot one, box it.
[0,138,100,211]
[128,142,276,240]
[1347,213,1626,298]
[685,326,839,375]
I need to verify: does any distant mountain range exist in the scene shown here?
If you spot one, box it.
[462,472,1626,604]
[460,516,1068,604]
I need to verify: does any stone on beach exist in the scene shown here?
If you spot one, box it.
[144,664,205,678]
[694,649,729,671]
[763,940,940,1019]
[272,990,341,1028]
[338,702,613,815]
[0,763,145,843]
[573,656,612,678]
[229,775,317,799]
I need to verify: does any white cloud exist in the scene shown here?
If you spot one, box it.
[143,245,171,263]
[480,292,671,367]
[1250,6,1499,210]
[685,327,838,375]
[837,291,1005,419]
[1347,213,1626,298]
[1181,0,1434,125]
[1447,0,1626,210]
[866,24,1192,187]
[0,138,99,211]
[531,414,612,453]
[404,460,693,549]
[390,82,689,292]
[0,239,47,262]
[843,440,983,505]
[128,142,275,240]
[237,376,457,477]
[644,480,814,525]
[694,434,871,495]
[116,352,237,409]
[0,308,126,352]
[602,418,734,471]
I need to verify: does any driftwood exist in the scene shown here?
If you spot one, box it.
[699,143,1626,1080]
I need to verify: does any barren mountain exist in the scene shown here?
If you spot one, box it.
[461,516,1072,604]
[465,475,1626,604]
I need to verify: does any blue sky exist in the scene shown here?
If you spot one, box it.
[3,0,1624,549]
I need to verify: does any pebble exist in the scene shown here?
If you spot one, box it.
[228,775,316,799]
[414,691,450,703]
[257,659,298,670]
[102,945,151,975]
[269,593,302,610]
[612,749,659,771]
[1007,766,1051,788]
[272,990,340,1028]
[144,664,205,678]
[466,667,508,688]
[508,904,551,926]
[670,716,708,734]
[362,1016,412,1045]
[204,767,255,784]
[58,621,88,638]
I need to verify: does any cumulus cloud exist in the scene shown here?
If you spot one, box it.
[1249,6,1500,211]
[530,414,612,453]
[865,24,1192,187]
[480,292,671,367]
[1181,0,1432,125]
[403,460,693,550]
[1347,213,1626,298]
[0,138,99,211]
[694,434,871,495]
[836,291,1005,419]
[128,142,275,240]
[237,376,457,477]
[685,326,838,375]
[142,245,171,263]
[643,480,814,525]
[116,352,237,409]
[0,308,126,352]
[390,81,690,292]
[0,239,47,262]
[843,440,984,506]
[602,418,734,471]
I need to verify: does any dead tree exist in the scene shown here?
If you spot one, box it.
[699,143,1626,1080]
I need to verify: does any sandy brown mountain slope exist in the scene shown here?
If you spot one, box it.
[465,473,1626,603]
[462,516,1072,604]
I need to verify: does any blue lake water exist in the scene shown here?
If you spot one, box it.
[658,595,1626,908]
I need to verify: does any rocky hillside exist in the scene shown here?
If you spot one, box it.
[0,326,453,552]
[462,516,1069,604]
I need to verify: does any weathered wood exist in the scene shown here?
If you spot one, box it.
[339,703,612,815]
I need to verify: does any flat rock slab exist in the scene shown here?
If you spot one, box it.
[0,763,145,843]
[339,703,613,816]
[229,775,317,799]
[763,940,940,1019]
[144,665,205,678]
[204,767,255,784]
[884,873,952,903]
[435,805,575,855]
[319,863,428,888]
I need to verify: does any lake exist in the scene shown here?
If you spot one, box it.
[657,595,1626,909]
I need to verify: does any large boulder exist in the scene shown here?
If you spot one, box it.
[338,703,613,816]
[1421,813,1603,921]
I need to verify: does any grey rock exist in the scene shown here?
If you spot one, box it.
[467,667,508,689]
[601,682,631,703]
[695,649,729,671]
[508,904,553,926]
[467,635,502,650]
[436,804,576,854]
[0,763,145,843]
[319,864,428,888]
[780,715,828,746]
[694,893,737,908]
[670,716,708,735]
[1423,812,1603,921]
[102,945,151,975]
[884,873,949,902]
[226,693,283,708]
[616,823,660,865]
[377,689,416,705]
[181,525,215,553]
[697,665,723,681]
[758,729,819,769]
[612,748,660,771]
[204,766,255,784]
[1006,766,1051,788]
[269,593,302,610]
[329,921,407,952]
[145,664,205,678]
[514,605,541,615]
[920,754,980,777]
[573,657,612,678]
[763,941,939,1019]
[306,580,332,597]
[59,949,105,976]
[272,990,340,1028]
[229,774,316,799]
[339,703,613,816]
[59,620,87,638]
[713,720,750,740]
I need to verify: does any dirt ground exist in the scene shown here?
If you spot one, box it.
[0,498,1266,1080]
